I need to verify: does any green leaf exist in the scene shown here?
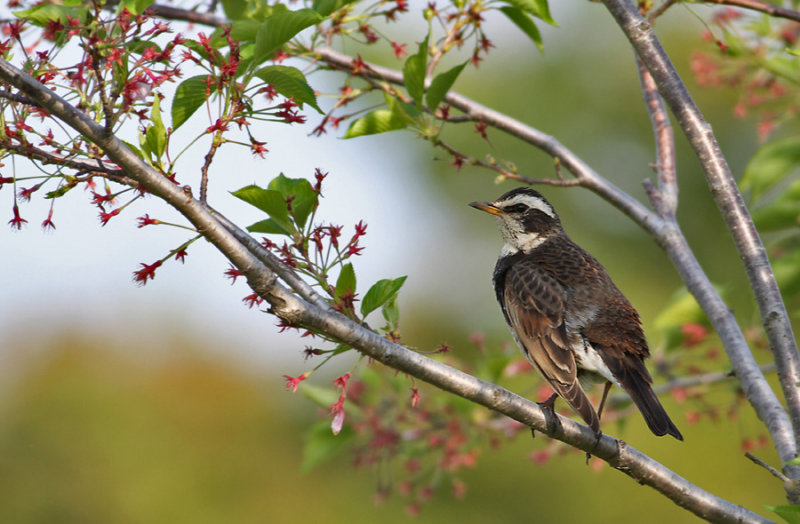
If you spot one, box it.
[335,263,356,300]
[786,457,800,466]
[120,0,155,15]
[231,185,295,235]
[501,0,555,25]
[426,62,467,110]
[246,218,292,235]
[313,0,359,17]
[253,8,322,66]
[171,75,209,131]
[144,95,166,159]
[230,19,262,42]
[741,135,800,201]
[254,65,321,112]
[44,181,75,199]
[653,287,710,351]
[221,0,249,20]
[342,109,407,138]
[402,36,429,106]
[301,382,341,408]
[301,420,355,472]
[14,4,89,25]
[752,180,800,231]
[382,296,400,327]
[773,246,800,299]
[768,504,800,524]
[266,173,318,229]
[499,6,543,52]
[361,276,407,317]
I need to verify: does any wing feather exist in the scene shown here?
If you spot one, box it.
[503,260,600,435]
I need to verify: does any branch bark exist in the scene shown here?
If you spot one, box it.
[602,0,800,493]
[0,57,772,523]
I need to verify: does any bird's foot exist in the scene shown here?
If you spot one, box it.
[585,431,603,464]
[535,393,561,436]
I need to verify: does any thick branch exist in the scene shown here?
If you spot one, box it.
[0,57,772,523]
[602,0,800,480]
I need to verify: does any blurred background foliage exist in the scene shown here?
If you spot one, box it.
[0,333,779,523]
[1,1,798,522]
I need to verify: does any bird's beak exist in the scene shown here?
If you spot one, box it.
[469,201,504,216]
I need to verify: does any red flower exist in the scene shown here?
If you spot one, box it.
[475,120,488,140]
[225,264,243,284]
[333,373,351,390]
[137,214,159,227]
[206,118,228,133]
[351,54,367,75]
[99,208,121,226]
[242,293,264,308]
[410,386,420,408]
[174,249,187,263]
[283,372,309,392]
[330,393,346,435]
[250,138,268,158]
[391,41,407,59]
[133,260,162,286]
[41,208,55,231]
[450,153,465,171]
[8,204,27,230]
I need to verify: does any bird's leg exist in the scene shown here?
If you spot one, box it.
[596,381,613,421]
[586,383,611,463]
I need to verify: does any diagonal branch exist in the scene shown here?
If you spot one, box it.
[0,56,772,524]
[602,0,800,493]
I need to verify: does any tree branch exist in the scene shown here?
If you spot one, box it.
[700,0,800,24]
[602,0,800,494]
[0,57,772,523]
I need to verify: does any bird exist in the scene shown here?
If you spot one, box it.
[470,187,683,441]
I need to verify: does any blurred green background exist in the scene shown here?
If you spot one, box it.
[0,2,796,523]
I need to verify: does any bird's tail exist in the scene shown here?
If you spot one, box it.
[600,353,683,441]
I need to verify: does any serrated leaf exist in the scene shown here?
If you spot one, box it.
[120,0,155,15]
[254,65,321,112]
[335,263,356,300]
[230,19,262,42]
[253,8,322,66]
[499,6,543,51]
[425,62,468,111]
[301,420,355,472]
[247,218,292,235]
[361,276,407,317]
[501,0,555,25]
[382,296,400,327]
[403,36,429,106]
[221,0,249,20]
[14,4,89,25]
[313,0,359,17]
[741,135,800,201]
[768,504,800,524]
[267,174,318,229]
[231,185,295,235]
[171,75,209,130]
[342,109,407,138]
[144,95,166,159]
[426,61,467,110]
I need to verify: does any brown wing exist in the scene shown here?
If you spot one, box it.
[503,260,600,436]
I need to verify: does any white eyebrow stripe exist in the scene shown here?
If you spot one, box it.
[498,193,556,219]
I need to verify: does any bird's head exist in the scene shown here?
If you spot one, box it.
[469,187,563,253]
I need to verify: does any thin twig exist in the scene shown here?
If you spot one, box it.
[0,89,39,106]
[702,0,800,24]
[636,55,677,217]
[745,452,791,483]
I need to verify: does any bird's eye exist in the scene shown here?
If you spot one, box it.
[505,204,528,213]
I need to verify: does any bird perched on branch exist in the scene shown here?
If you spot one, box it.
[470,187,683,441]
